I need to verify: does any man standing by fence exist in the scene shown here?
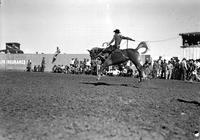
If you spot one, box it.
[26,60,32,72]
[41,57,46,72]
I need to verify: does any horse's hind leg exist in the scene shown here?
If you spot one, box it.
[128,52,145,82]
[97,64,103,80]
[136,65,145,82]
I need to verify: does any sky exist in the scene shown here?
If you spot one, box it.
[0,0,200,59]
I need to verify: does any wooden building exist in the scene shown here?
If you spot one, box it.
[179,32,200,59]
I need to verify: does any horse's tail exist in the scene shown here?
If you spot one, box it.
[135,41,148,54]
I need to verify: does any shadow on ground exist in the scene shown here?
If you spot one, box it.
[80,81,140,88]
[80,81,160,90]
[177,98,200,106]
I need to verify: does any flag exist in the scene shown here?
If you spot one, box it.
[52,47,61,63]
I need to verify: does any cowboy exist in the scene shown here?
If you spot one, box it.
[98,29,135,60]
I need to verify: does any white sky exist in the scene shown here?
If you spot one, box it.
[0,0,200,59]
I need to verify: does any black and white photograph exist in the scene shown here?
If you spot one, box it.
[0,0,200,139]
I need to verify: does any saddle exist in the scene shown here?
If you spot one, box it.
[99,48,128,62]
[112,49,129,60]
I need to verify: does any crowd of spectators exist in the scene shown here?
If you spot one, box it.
[52,58,94,75]
[146,56,200,82]
[26,57,46,72]
[51,58,135,77]
[26,56,200,82]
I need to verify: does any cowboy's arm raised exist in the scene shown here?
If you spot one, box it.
[121,36,135,41]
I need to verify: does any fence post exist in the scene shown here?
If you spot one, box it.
[5,54,7,72]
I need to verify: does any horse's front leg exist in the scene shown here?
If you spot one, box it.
[97,58,112,80]
[97,64,102,80]
[97,64,106,80]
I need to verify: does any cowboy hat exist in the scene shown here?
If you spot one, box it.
[113,29,120,33]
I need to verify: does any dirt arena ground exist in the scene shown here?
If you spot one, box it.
[0,71,200,140]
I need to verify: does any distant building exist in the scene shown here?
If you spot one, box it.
[179,32,200,59]
[0,42,24,54]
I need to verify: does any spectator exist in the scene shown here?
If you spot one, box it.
[33,65,37,72]
[37,65,41,72]
[187,59,196,80]
[74,58,79,68]
[143,57,152,78]
[112,66,120,76]
[70,58,75,67]
[26,60,32,72]
[126,66,133,77]
[180,58,187,81]
[86,59,91,67]
[41,57,46,72]
[172,59,181,80]
[152,60,159,78]
[52,65,57,73]
[157,56,162,78]
[166,60,173,79]
[161,59,167,79]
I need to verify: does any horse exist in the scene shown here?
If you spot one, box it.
[88,41,149,82]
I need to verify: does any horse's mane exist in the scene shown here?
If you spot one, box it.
[91,47,104,54]
[91,47,103,50]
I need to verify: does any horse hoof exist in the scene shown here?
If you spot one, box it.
[97,77,101,81]
[138,78,145,82]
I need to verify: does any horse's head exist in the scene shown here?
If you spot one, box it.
[87,47,103,60]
